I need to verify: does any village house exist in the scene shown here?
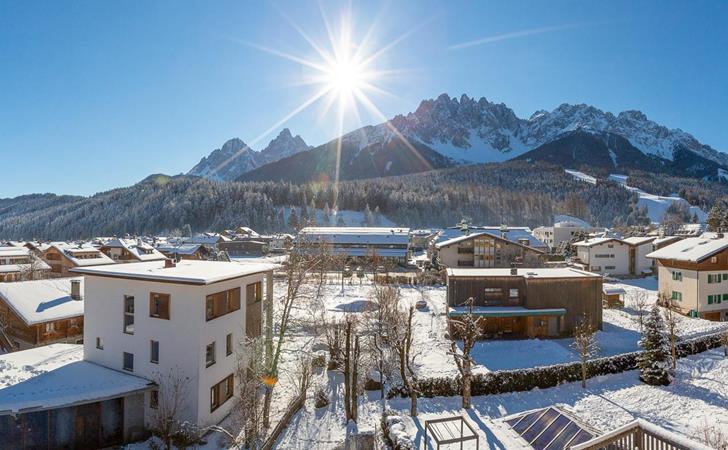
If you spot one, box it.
[647,235,728,321]
[0,278,85,351]
[99,238,167,263]
[434,232,546,268]
[218,239,270,257]
[446,267,602,339]
[297,226,411,265]
[0,246,51,282]
[73,259,275,431]
[572,237,631,276]
[156,242,212,261]
[532,215,604,251]
[436,225,548,253]
[41,242,116,276]
[622,236,658,275]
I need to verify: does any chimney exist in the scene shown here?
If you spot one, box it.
[165,259,176,269]
[500,224,508,240]
[70,280,82,301]
[510,267,517,276]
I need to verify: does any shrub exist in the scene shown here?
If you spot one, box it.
[314,387,330,408]
[381,410,414,450]
[388,331,724,399]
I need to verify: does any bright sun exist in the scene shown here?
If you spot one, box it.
[327,60,364,94]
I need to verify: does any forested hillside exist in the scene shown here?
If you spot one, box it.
[0,161,649,240]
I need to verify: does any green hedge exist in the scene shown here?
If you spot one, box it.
[389,332,724,399]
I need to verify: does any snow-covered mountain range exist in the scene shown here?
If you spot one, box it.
[201,93,727,183]
[189,128,311,181]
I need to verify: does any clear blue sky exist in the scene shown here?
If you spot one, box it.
[1,1,727,197]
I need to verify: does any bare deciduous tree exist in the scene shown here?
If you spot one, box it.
[448,297,483,409]
[632,290,650,332]
[18,253,48,281]
[662,296,680,370]
[571,314,599,389]
[150,368,201,450]
[699,421,728,450]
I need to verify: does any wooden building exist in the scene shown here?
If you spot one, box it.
[156,243,212,260]
[0,278,85,351]
[446,268,602,339]
[41,243,116,276]
[435,232,546,268]
[99,238,166,263]
[0,246,51,282]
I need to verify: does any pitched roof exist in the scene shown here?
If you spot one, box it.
[0,344,152,414]
[102,238,166,261]
[446,267,600,279]
[435,232,545,254]
[621,236,656,246]
[0,278,84,325]
[50,243,116,267]
[572,237,623,247]
[646,236,728,262]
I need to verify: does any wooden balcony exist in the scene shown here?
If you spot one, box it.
[571,419,711,450]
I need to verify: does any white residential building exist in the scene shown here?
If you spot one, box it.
[297,226,411,264]
[647,236,728,321]
[532,216,604,251]
[573,237,631,276]
[73,259,275,428]
[622,236,657,275]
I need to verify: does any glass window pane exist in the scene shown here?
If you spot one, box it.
[531,414,570,449]
[544,422,581,450]
[521,408,559,442]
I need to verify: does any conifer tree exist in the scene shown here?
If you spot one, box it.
[637,305,672,386]
[707,204,726,231]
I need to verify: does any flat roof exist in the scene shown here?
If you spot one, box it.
[572,237,622,247]
[646,236,728,262]
[448,306,567,318]
[299,226,409,234]
[622,236,656,246]
[0,278,84,325]
[446,268,600,279]
[0,344,153,414]
[71,260,277,285]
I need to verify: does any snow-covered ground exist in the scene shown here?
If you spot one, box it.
[563,170,707,224]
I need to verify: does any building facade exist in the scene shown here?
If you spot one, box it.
[74,259,275,428]
[648,236,728,321]
[435,232,546,269]
[573,238,631,276]
[297,227,411,265]
[446,268,602,339]
[42,243,116,276]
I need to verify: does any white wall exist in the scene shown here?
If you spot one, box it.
[579,241,630,276]
[83,271,270,428]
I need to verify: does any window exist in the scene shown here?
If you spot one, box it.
[590,266,601,272]
[226,333,233,356]
[708,295,722,305]
[45,322,55,333]
[150,340,159,364]
[671,291,682,301]
[605,266,616,270]
[150,390,159,409]
[672,271,682,281]
[149,293,171,320]
[123,352,134,372]
[205,288,241,321]
[712,257,718,263]
[509,288,519,298]
[123,295,135,334]
[206,342,216,367]
[210,374,234,412]
[96,337,104,350]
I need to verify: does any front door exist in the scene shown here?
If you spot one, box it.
[75,402,99,449]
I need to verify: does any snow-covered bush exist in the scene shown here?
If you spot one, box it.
[311,352,327,371]
[388,331,725,398]
[381,411,414,450]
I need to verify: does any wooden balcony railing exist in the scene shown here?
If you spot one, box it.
[571,419,711,450]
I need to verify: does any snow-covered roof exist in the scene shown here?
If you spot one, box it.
[436,226,547,249]
[621,236,656,246]
[448,306,567,317]
[572,237,623,247]
[554,214,593,228]
[72,260,277,285]
[652,235,681,246]
[298,227,410,246]
[0,344,153,414]
[646,236,728,262]
[0,278,84,325]
[446,268,600,279]
[156,243,205,255]
[102,238,167,261]
[0,246,30,258]
[50,243,116,267]
[435,232,545,253]
[602,285,627,295]
[0,246,51,274]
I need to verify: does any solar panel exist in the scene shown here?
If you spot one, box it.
[521,408,560,442]
[505,407,595,450]
[531,414,571,450]
[543,422,582,450]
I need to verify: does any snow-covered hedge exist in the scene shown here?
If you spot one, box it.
[389,332,725,398]
[381,411,415,450]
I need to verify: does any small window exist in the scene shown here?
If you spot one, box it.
[226,333,233,356]
[123,352,134,372]
[206,342,216,367]
[671,291,682,301]
[45,322,55,333]
[149,293,171,320]
[123,295,135,334]
[150,390,159,409]
[712,256,718,263]
[96,337,104,350]
[509,288,519,298]
[150,340,159,364]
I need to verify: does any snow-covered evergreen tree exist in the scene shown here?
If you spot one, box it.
[637,305,672,386]
[288,208,299,231]
[707,203,726,231]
